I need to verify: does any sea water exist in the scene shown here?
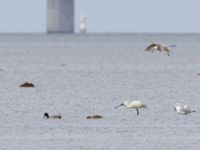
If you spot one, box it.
[0,33,200,150]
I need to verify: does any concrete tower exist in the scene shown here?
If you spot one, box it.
[47,0,74,33]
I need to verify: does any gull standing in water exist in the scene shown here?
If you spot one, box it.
[145,43,171,56]
[174,103,196,115]
[115,100,147,116]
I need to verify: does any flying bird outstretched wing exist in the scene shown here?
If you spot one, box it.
[145,43,158,51]
[145,43,171,56]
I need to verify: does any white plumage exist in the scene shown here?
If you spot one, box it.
[174,103,196,115]
[115,100,147,116]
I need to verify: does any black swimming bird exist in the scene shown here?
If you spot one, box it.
[43,112,62,119]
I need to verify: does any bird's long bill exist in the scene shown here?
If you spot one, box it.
[114,103,123,109]
[143,104,147,108]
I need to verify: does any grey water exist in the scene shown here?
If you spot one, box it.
[0,33,200,150]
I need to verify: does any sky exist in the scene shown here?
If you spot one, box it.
[0,0,199,33]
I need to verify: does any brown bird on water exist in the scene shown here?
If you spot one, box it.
[145,43,171,56]
[86,115,103,119]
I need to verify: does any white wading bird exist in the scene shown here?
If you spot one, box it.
[145,43,171,56]
[174,103,196,115]
[115,100,147,116]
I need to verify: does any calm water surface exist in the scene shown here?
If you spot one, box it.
[0,33,200,149]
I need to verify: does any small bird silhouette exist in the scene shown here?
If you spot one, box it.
[43,112,62,119]
[86,115,103,119]
[145,43,171,56]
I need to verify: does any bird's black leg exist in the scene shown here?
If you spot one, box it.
[136,109,139,116]
[167,51,170,56]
